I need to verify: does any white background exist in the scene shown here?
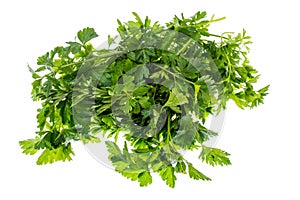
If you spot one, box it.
[1,0,299,199]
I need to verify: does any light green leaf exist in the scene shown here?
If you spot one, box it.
[28,66,40,79]
[36,145,74,165]
[159,165,177,188]
[19,139,38,155]
[187,162,211,181]
[199,147,231,166]
[120,170,139,181]
[138,171,152,187]
[164,88,188,109]
[106,141,122,159]
[132,12,143,26]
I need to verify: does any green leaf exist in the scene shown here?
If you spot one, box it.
[164,88,188,112]
[66,41,82,54]
[19,139,38,155]
[175,161,187,174]
[144,16,151,27]
[77,27,98,44]
[134,65,150,82]
[36,144,74,165]
[258,85,270,97]
[106,141,122,159]
[37,52,52,66]
[120,170,139,181]
[229,93,247,109]
[36,108,46,130]
[132,12,143,26]
[138,171,152,187]
[108,35,116,46]
[199,147,231,166]
[173,129,195,149]
[133,85,149,96]
[138,96,151,108]
[28,65,40,79]
[194,84,200,102]
[187,162,211,181]
[173,115,197,148]
[102,116,114,126]
[159,165,177,188]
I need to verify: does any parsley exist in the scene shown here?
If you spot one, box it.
[20,11,269,188]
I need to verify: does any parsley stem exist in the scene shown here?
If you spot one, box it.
[57,51,124,69]
[176,39,193,55]
[153,63,195,86]
[208,33,229,39]
[167,115,171,143]
[223,53,232,83]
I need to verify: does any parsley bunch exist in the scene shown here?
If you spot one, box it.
[20,11,269,187]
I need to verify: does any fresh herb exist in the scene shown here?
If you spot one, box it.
[20,11,269,188]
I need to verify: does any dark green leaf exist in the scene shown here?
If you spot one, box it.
[77,27,98,44]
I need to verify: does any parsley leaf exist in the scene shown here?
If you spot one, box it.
[19,139,38,155]
[164,88,188,112]
[199,146,231,166]
[138,171,153,187]
[159,165,177,188]
[77,27,98,44]
[36,144,74,165]
[187,162,211,181]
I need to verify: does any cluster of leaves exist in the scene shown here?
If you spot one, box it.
[20,28,99,164]
[106,141,214,187]
[20,11,269,188]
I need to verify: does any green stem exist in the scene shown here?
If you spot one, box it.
[210,16,226,23]
[176,39,193,56]
[56,51,124,69]
[153,63,195,86]
[223,53,232,83]
[208,33,230,40]
[167,115,171,143]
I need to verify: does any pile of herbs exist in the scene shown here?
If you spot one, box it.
[20,11,269,188]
